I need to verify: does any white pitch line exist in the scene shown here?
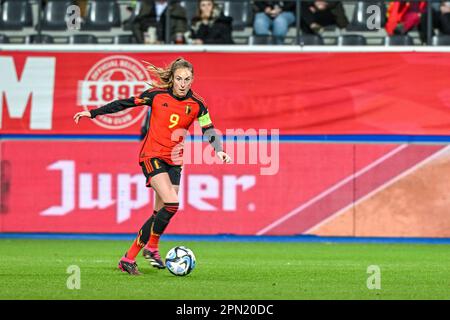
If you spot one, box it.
[305,145,450,234]
[256,144,408,235]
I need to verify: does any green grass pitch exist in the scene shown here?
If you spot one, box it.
[0,239,449,300]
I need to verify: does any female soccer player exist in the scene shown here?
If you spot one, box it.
[73,58,231,275]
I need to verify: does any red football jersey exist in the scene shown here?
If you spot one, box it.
[139,88,213,165]
[90,88,215,166]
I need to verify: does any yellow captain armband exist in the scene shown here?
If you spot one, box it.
[198,112,212,128]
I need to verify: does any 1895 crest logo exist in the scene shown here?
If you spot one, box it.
[77,55,151,129]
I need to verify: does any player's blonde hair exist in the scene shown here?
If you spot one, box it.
[143,57,194,89]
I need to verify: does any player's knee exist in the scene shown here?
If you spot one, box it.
[162,193,179,205]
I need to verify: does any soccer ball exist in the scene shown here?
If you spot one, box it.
[165,246,196,276]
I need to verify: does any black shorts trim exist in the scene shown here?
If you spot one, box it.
[140,158,182,187]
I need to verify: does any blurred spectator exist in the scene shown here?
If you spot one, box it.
[185,0,234,44]
[419,1,450,43]
[252,1,296,45]
[385,1,426,36]
[123,0,138,29]
[300,1,348,34]
[131,0,188,44]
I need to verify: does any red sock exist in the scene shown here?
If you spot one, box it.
[147,233,160,251]
[126,238,143,261]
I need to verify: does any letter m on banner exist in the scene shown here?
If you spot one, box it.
[0,56,56,129]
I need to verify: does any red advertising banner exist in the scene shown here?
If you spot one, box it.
[1,51,450,135]
[2,140,449,237]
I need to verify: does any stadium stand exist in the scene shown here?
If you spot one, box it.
[180,0,198,24]
[223,0,251,31]
[432,34,450,46]
[0,1,446,46]
[83,0,121,31]
[114,34,137,44]
[69,33,98,44]
[346,1,386,32]
[26,33,55,44]
[122,0,142,31]
[338,34,367,45]
[299,34,324,45]
[0,33,10,43]
[40,0,74,31]
[0,0,33,30]
[251,34,272,45]
[385,34,415,46]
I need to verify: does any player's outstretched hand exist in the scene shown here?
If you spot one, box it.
[73,111,92,124]
[217,151,231,164]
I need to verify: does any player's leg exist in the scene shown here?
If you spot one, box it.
[142,185,178,247]
[119,199,166,275]
[154,191,164,211]
[143,164,182,268]
[147,165,181,243]
[135,191,163,250]
[142,187,176,241]
[142,172,179,269]
[118,160,168,274]
[150,166,181,245]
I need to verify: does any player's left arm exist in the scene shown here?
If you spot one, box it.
[197,104,231,164]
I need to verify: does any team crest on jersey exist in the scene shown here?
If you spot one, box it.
[185,105,192,115]
[77,55,152,130]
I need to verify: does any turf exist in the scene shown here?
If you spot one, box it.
[0,239,449,300]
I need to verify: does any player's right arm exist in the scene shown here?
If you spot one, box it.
[73,90,156,124]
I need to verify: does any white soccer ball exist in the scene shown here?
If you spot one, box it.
[165,246,196,276]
